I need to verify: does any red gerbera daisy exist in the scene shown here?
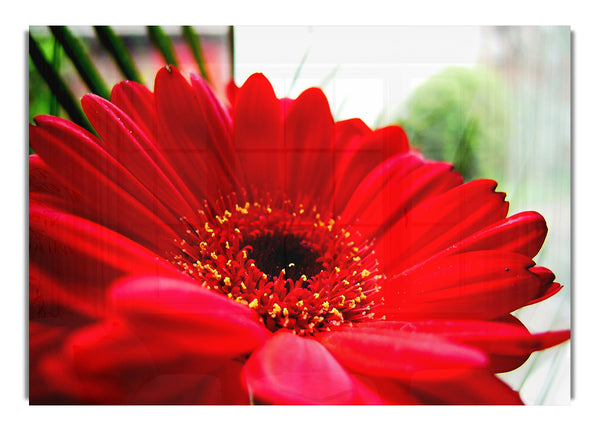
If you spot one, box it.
[29,65,569,405]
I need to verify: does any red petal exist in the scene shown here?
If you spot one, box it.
[129,359,249,405]
[377,179,508,273]
[432,211,549,261]
[189,73,236,169]
[39,319,231,403]
[344,157,462,238]
[29,154,86,216]
[29,117,179,254]
[29,202,182,316]
[526,282,563,306]
[350,373,423,405]
[110,80,159,142]
[333,118,371,150]
[242,331,357,404]
[334,125,409,214]
[282,87,335,210]
[29,322,74,403]
[81,94,203,224]
[525,266,564,305]
[232,73,284,196]
[410,369,523,405]
[109,275,271,358]
[362,318,570,373]
[153,66,236,202]
[316,327,488,381]
[380,250,545,320]
[226,80,239,108]
[340,152,424,227]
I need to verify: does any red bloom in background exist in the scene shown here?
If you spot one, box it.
[29,66,569,405]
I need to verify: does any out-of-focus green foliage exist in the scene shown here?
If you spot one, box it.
[29,34,60,123]
[396,66,509,180]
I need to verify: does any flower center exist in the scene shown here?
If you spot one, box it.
[172,194,382,336]
[245,232,323,285]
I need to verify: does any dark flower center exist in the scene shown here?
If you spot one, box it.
[245,232,323,284]
[172,194,382,335]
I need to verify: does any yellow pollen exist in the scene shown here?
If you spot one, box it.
[211,252,218,260]
[223,277,231,286]
[353,256,361,262]
[322,301,330,310]
[241,281,248,291]
[271,303,282,315]
[313,293,320,299]
[248,298,258,308]
[288,262,295,267]
[283,308,289,317]
[361,269,371,278]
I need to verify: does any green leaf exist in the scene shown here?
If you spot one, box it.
[49,36,61,116]
[228,26,234,79]
[49,26,111,100]
[182,26,209,82]
[94,26,145,85]
[287,49,309,96]
[147,26,179,67]
[29,32,95,135]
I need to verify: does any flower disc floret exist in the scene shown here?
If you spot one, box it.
[172,194,383,335]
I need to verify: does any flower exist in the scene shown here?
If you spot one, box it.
[29,65,569,405]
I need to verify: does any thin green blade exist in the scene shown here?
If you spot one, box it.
[29,32,95,134]
[94,26,145,85]
[49,26,110,100]
[147,26,179,67]
[182,26,209,82]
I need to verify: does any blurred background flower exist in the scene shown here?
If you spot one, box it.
[28,25,571,405]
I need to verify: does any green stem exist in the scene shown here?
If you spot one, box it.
[228,26,234,79]
[49,26,111,100]
[49,36,61,116]
[94,26,145,85]
[28,32,95,134]
[182,26,209,82]
[147,26,179,67]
